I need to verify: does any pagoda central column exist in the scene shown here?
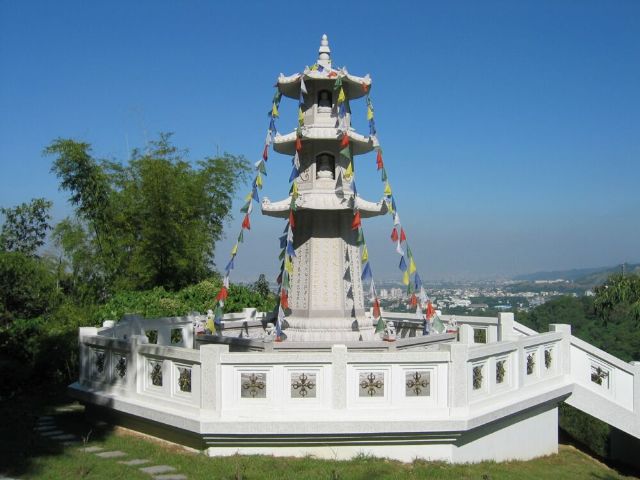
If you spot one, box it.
[262,35,383,342]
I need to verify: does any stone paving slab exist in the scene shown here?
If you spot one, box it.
[51,434,79,441]
[140,465,176,475]
[40,430,65,437]
[79,446,104,453]
[119,459,150,466]
[95,450,127,459]
[153,475,187,480]
[34,425,57,431]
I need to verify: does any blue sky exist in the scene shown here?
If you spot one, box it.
[1,1,638,281]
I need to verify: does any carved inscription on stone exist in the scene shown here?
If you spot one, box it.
[310,237,341,309]
[291,240,310,310]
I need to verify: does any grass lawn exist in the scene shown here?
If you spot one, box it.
[1,389,637,480]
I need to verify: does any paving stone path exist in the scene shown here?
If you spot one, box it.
[32,411,188,479]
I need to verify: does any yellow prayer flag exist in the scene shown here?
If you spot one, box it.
[337,87,346,104]
[272,103,279,117]
[292,182,299,196]
[409,257,417,274]
[285,258,294,274]
[298,107,304,125]
[244,192,253,201]
[383,182,392,196]
[367,106,374,121]
[402,270,410,285]
[362,246,368,263]
[231,244,238,256]
[206,318,216,334]
[345,162,353,179]
[256,174,263,189]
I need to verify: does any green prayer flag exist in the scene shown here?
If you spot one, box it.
[381,167,387,182]
[240,201,251,213]
[237,230,244,243]
[375,317,385,333]
[333,77,343,90]
[340,146,351,159]
[356,228,364,245]
[433,315,445,334]
[279,248,285,260]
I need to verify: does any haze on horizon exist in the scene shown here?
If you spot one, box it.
[1,1,638,283]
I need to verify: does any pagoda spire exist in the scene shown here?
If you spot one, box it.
[317,34,331,69]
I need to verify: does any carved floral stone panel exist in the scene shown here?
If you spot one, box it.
[114,355,127,379]
[290,372,316,398]
[178,366,192,393]
[149,360,163,387]
[359,372,384,398]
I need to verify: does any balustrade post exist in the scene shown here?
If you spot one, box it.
[331,344,348,409]
[549,324,572,375]
[497,312,514,341]
[448,344,469,412]
[200,344,229,415]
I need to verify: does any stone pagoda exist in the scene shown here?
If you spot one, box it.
[262,35,386,342]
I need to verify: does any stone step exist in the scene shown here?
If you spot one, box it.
[119,459,150,466]
[95,450,127,459]
[140,465,176,475]
[51,434,79,441]
[40,430,65,437]
[78,446,104,453]
[34,426,57,432]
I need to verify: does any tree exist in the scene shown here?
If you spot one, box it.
[46,134,249,294]
[0,198,52,256]
[0,252,59,325]
[252,274,272,299]
[593,273,640,323]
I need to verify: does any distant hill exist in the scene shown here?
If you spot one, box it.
[513,263,640,287]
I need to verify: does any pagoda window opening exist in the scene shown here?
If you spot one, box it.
[317,90,332,110]
[316,153,335,179]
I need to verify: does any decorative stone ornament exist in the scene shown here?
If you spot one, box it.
[241,373,266,398]
[359,372,384,397]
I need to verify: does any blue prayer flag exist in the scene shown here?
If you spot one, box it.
[289,166,299,182]
[399,256,407,272]
[279,235,287,249]
[286,241,296,257]
[361,262,373,281]
[252,186,259,203]
[414,272,423,290]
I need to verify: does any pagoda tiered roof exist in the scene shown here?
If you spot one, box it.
[262,193,387,218]
[273,127,378,156]
[277,68,371,100]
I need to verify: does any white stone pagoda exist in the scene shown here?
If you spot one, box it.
[68,36,640,467]
[262,35,385,342]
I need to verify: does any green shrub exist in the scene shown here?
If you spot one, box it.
[559,403,611,457]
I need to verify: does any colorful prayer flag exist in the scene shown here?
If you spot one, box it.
[351,210,361,230]
[241,214,251,230]
[399,256,408,272]
[391,227,399,242]
[384,182,392,196]
[361,261,372,281]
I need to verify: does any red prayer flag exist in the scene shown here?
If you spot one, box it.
[328,71,337,78]
[426,301,435,319]
[372,298,381,319]
[241,214,251,230]
[340,134,350,148]
[295,137,302,152]
[410,293,417,307]
[215,286,228,302]
[262,145,269,161]
[351,210,361,230]
[376,150,383,170]
[362,83,369,93]
[390,227,399,242]
[400,228,407,242]
[280,290,289,309]
[289,210,295,228]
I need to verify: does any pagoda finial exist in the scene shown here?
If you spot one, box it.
[318,34,331,68]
